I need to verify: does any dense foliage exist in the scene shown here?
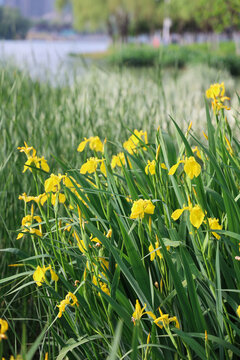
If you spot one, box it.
[56,0,240,38]
[104,43,240,76]
[0,64,240,359]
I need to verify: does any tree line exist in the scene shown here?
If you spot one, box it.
[56,0,240,41]
[0,6,31,39]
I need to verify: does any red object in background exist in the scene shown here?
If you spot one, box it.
[152,36,160,48]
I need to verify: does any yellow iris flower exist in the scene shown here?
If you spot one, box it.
[77,136,104,153]
[111,152,126,168]
[18,142,50,173]
[44,173,63,193]
[208,217,222,239]
[17,205,43,239]
[237,305,240,318]
[33,264,58,287]
[145,160,156,175]
[130,199,155,220]
[153,307,180,329]
[80,157,99,174]
[57,292,79,318]
[23,156,49,173]
[206,82,230,113]
[149,237,170,261]
[172,201,204,229]
[0,318,8,341]
[132,300,147,325]
[92,276,110,296]
[169,156,201,180]
[17,142,36,157]
[19,192,65,207]
[123,130,148,155]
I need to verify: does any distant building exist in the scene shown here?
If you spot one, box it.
[3,0,56,18]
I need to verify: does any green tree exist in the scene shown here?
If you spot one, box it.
[194,0,240,32]
[56,0,162,41]
[0,6,31,39]
[163,0,240,32]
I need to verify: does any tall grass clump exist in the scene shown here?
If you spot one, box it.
[1,81,240,359]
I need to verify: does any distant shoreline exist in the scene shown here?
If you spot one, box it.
[26,32,111,42]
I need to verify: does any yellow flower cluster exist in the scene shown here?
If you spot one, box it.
[172,201,222,236]
[18,142,49,173]
[57,292,79,318]
[68,222,111,296]
[206,82,230,113]
[33,264,59,286]
[18,173,68,207]
[145,160,167,175]
[132,300,179,329]
[92,275,110,296]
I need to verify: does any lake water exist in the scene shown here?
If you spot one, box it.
[0,38,110,82]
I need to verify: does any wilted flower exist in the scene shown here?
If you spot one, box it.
[225,136,233,155]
